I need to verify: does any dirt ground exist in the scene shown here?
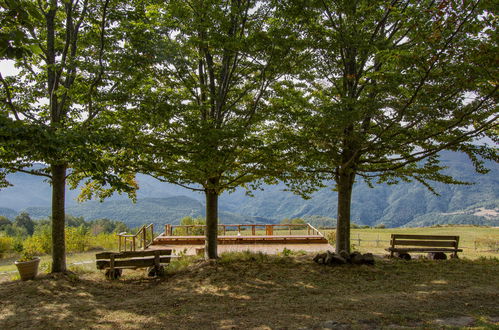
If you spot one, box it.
[1,254,498,329]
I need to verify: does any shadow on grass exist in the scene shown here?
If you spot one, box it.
[0,255,498,329]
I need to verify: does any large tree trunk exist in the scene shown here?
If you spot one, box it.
[204,187,218,259]
[336,168,356,254]
[51,164,67,273]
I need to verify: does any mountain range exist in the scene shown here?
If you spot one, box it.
[0,151,497,228]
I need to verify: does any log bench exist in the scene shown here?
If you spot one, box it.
[96,249,174,279]
[386,234,462,260]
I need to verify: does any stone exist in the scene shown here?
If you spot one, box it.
[322,320,349,329]
[396,252,411,260]
[339,250,351,261]
[329,254,347,265]
[427,252,447,260]
[362,253,375,265]
[324,251,335,265]
[350,252,364,265]
[313,253,327,264]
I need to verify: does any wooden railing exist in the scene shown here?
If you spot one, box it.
[118,224,154,252]
[163,223,324,237]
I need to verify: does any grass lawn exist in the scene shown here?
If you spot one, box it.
[0,251,98,276]
[0,252,498,329]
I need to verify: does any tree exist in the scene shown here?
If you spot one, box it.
[14,212,35,236]
[114,0,303,259]
[0,216,11,228]
[277,0,498,253]
[0,0,133,272]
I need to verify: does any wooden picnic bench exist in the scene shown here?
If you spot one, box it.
[386,234,462,260]
[96,249,174,279]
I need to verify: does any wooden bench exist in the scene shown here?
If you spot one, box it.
[96,249,173,279]
[387,234,462,260]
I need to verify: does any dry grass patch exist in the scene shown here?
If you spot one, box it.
[0,253,498,329]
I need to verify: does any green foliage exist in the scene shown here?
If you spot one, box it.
[0,235,14,257]
[280,218,306,225]
[14,212,35,236]
[0,0,137,272]
[0,216,11,228]
[91,233,119,251]
[174,217,206,236]
[325,231,336,245]
[23,224,51,255]
[274,0,498,252]
[3,224,28,238]
[218,251,271,264]
[66,226,90,253]
[17,251,36,262]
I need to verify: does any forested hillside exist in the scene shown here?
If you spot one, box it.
[0,152,497,227]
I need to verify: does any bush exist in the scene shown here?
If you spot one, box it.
[23,225,52,255]
[0,235,14,257]
[325,230,336,244]
[89,232,119,251]
[174,216,206,235]
[24,225,92,255]
[66,226,90,253]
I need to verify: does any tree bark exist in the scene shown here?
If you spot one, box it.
[204,187,218,259]
[336,168,356,254]
[51,164,67,273]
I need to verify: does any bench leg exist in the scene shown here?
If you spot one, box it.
[105,268,122,280]
[147,265,165,277]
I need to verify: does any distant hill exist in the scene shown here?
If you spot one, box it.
[21,196,273,228]
[0,151,497,227]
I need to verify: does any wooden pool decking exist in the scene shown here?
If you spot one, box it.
[118,223,333,255]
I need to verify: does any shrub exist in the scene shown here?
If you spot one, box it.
[325,230,336,244]
[174,216,206,235]
[90,232,119,251]
[0,235,14,257]
[24,224,92,255]
[66,226,90,253]
[23,225,52,255]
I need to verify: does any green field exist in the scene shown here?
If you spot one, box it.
[346,226,499,259]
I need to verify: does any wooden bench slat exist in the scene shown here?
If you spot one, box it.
[391,234,459,240]
[391,240,457,247]
[96,256,173,269]
[388,248,463,252]
[96,250,172,259]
